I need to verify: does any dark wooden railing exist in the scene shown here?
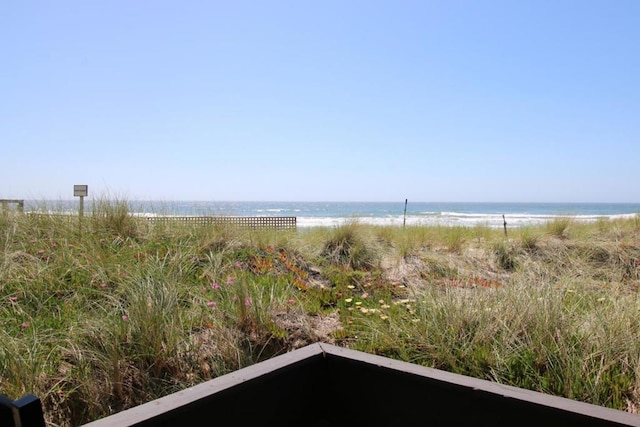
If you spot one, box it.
[6,344,640,426]
[0,394,46,427]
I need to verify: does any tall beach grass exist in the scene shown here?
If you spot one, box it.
[1,201,640,425]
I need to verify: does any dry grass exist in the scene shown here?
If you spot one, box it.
[2,206,640,425]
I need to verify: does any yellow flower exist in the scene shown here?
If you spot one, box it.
[345,298,353,303]
[380,315,388,320]
[355,301,362,306]
[347,285,355,289]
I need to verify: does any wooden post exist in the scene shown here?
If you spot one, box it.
[0,394,46,427]
[403,199,408,228]
[79,196,84,219]
[503,214,508,237]
[13,395,46,427]
[74,185,88,229]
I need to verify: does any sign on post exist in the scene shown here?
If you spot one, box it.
[74,185,88,197]
[74,185,88,219]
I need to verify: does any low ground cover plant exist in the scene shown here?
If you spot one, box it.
[1,201,640,425]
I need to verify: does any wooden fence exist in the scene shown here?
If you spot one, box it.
[0,199,24,213]
[144,216,297,230]
[24,214,297,230]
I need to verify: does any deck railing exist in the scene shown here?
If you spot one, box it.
[0,394,45,427]
[4,344,640,427]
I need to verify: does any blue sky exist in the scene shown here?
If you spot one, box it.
[2,1,639,202]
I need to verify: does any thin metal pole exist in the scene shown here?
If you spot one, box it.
[503,214,507,237]
[403,199,408,228]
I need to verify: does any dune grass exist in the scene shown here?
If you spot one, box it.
[2,202,640,425]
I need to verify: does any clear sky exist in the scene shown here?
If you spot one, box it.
[2,1,639,202]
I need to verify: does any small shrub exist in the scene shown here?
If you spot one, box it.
[547,217,572,239]
[90,198,139,239]
[442,227,467,253]
[519,228,539,252]
[494,240,518,271]
[321,222,376,270]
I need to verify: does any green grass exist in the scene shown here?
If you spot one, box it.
[2,204,640,425]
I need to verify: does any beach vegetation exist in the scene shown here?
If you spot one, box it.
[518,227,540,252]
[89,197,139,239]
[494,240,518,271]
[442,226,467,253]
[546,216,572,238]
[2,201,640,425]
[319,221,377,270]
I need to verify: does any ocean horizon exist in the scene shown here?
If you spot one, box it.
[24,200,640,229]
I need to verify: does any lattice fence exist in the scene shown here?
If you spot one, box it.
[145,216,297,230]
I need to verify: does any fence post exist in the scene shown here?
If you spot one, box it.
[503,215,508,237]
[403,199,408,228]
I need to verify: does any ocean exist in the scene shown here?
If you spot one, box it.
[29,200,640,229]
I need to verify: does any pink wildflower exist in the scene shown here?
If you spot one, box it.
[206,301,217,308]
[244,298,252,307]
[234,262,242,268]
[226,277,235,285]
[287,298,295,304]
[121,315,129,321]
[211,282,221,290]
[21,322,29,328]
[9,296,18,302]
